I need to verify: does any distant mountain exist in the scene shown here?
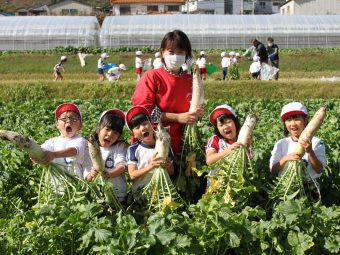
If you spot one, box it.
[0,0,109,13]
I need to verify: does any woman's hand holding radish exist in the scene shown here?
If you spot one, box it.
[177,111,199,124]
[86,168,98,181]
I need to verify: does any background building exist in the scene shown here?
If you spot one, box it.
[281,0,340,15]
[110,0,185,15]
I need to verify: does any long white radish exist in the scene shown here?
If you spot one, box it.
[0,130,45,159]
[189,71,204,112]
[237,114,257,146]
[87,135,104,174]
[154,123,170,160]
[295,106,326,156]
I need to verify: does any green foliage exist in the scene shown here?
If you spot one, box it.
[0,99,339,254]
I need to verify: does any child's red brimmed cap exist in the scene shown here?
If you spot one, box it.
[55,103,82,121]
[125,105,150,131]
[280,102,308,121]
[99,109,125,124]
[209,104,236,125]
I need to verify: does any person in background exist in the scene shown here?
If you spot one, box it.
[53,56,67,81]
[220,51,228,81]
[242,45,257,61]
[196,51,207,80]
[153,52,163,69]
[249,55,261,80]
[98,53,110,81]
[251,39,268,64]
[267,37,279,80]
[135,50,143,81]
[106,64,126,82]
[233,52,241,65]
[84,109,128,204]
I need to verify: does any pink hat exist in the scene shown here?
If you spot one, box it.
[280,102,308,121]
[125,105,151,130]
[209,104,236,125]
[55,103,82,121]
[99,109,125,124]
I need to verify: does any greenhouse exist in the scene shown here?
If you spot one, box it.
[0,16,100,50]
[100,14,340,49]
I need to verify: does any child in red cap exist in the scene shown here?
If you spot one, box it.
[270,102,326,182]
[31,103,91,179]
[84,109,128,203]
[205,104,248,184]
[125,106,174,194]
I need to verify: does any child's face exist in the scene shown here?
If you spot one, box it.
[56,111,81,138]
[217,118,237,142]
[98,127,120,148]
[132,120,155,145]
[284,115,307,139]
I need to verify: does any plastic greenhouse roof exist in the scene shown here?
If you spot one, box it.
[100,14,340,36]
[0,16,100,36]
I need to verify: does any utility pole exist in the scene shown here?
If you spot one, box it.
[252,0,257,15]
[240,0,244,15]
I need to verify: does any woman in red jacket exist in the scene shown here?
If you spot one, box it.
[131,30,203,155]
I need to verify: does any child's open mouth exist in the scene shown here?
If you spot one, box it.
[66,126,72,133]
[142,132,150,138]
[104,138,111,144]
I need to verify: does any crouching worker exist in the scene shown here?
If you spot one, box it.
[125,106,174,197]
[30,103,91,179]
[106,64,127,82]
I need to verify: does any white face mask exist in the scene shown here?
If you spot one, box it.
[164,54,186,70]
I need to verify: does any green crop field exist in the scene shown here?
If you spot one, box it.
[0,49,339,254]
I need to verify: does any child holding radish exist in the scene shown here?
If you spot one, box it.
[125,106,174,194]
[31,103,91,179]
[84,109,128,203]
[270,102,326,182]
[53,55,67,81]
[206,105,242,166]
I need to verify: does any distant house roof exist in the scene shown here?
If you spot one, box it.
[48,0,92,8]
[111,0,185,4]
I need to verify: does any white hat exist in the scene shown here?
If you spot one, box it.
[229,51,236,56]
[200,51,206,56]
[220,52,226,57]
[155,52,161,58]
[101,53,109,59]
[60,56,67,61]
[209,104,236,125]
[136,50,143,56]
[118,63,126,70]
[280,102,308,121]
[235,53,240,57]
[253,55,260,62]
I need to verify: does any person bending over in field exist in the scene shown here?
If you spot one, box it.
[53,56,67,81]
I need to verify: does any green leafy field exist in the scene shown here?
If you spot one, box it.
[0,50,339,254]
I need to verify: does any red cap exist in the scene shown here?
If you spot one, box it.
[99,109,125,124]
[125,105,151,131]
[280,102,308,121]
[55,103,82,121]
[209,104,236,125]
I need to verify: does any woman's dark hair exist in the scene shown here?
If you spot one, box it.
[283,114,308,137]
[160,30,193,61]
[214,114,241,138]
[98,113,124,134]
[129,113,150,130]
